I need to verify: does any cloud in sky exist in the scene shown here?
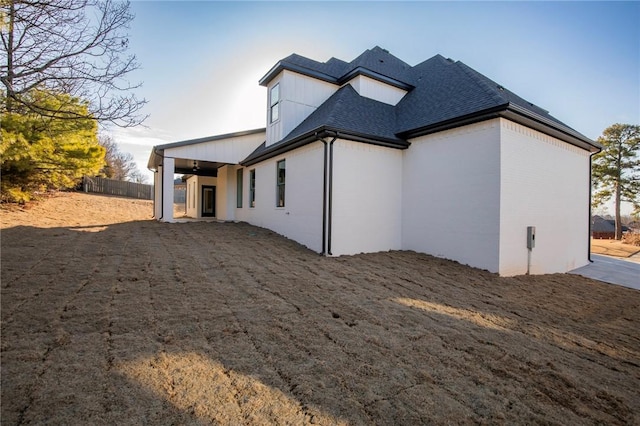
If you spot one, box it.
[115,1,639,187]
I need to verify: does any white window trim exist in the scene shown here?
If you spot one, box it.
[276,159,285,208]
[249,169,256,208]
[270,83,280,124]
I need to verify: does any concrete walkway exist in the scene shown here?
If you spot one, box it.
[570,254,640,291]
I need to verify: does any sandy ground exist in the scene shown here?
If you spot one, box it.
[1,192,639,425]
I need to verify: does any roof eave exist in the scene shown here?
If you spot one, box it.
[503,104,601,153]
[154,128,266,151]
[401,104,600,153]
[241,127,408,167]
[399,105,507,140]
[338,67,414,91]
[147,147,163,171]
[259,61,338,86]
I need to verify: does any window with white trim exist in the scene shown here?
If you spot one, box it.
[276,159,285,207]
[270,83,280,123]
[236,168,243,208]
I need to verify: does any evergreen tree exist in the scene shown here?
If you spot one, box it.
[592,123,640,239]
[1,90,105,202]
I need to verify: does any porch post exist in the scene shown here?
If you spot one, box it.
[153,168,162,219]
[162,157,175,222]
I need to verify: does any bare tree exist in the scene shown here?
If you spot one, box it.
[1,0,147,126]
[129,169,148,184]
[98,134,137,180]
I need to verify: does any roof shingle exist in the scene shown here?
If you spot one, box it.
[247,47,599,165]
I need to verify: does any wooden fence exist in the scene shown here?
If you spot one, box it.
[83,176,154,200]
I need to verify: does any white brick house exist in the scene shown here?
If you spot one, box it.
[148,47,600,276]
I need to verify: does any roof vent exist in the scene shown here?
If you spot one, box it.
[446,58,454,63]
[379,59,384,63]
[497,85,505,91]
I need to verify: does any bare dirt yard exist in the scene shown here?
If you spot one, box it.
[2,192,639,425]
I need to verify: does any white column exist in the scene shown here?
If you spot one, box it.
[162,157,175,222]
[226,166,236,221]
[153,169,162,219]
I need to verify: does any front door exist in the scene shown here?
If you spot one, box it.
[202,186,216,217]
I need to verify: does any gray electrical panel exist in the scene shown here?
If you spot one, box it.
[527,226,536,249]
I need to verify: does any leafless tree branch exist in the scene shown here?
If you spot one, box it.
[1,0,147,127]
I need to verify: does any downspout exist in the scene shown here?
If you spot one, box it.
[320,135,328,255]
[150,147,164,221]
[158,166,164,221]
[327,134,337,255]
[317,131,338,256]
[588,150,597,263]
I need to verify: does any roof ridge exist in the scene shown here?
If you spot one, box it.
[326,85,354,124]
[455,61,507,107]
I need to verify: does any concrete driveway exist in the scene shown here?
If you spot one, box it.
[570,254,640,290]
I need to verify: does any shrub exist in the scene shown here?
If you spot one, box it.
[622,232,640,247]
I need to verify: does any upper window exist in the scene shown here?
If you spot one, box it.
[270,83,280,123]
[276,159,285,207]
[249,169,256,208]
[236,168,243,208]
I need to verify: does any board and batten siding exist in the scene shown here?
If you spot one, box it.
[347,75,407,106]
[235,142,326,252]
[166,132,265,165]
[402,120,502,272]
[330,140,403,255]
[498,118,590,275]
[266,71,337,147]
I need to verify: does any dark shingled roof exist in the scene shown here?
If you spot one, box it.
[242,85,407,166]
[345,46,412,82]
[591,215,629,233]
[246,47,599,165]
[260,46,412,88]
[281,85,404,145]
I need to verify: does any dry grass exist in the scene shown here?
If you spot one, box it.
[623,233,640,247]
[2,192,639,425]
[591,237,640,257]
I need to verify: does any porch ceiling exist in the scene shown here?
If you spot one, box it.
[174,158,227,176]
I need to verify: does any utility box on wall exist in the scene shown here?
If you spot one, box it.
[527,226,536,249]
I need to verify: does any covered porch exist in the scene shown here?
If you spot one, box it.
[147,129,266,222]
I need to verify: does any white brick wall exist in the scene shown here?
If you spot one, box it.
[330,140,403,255]
[498,118,590,275]
[235,141,326,252]
[402,121,502,272]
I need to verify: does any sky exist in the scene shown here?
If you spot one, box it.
[112,1,639,212]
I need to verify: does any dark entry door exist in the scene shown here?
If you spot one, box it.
[202,186,216,217]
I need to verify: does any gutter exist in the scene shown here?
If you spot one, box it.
[400,103,601,153]
[241,126,408,167]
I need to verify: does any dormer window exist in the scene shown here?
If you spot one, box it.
[270,83,280,123]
